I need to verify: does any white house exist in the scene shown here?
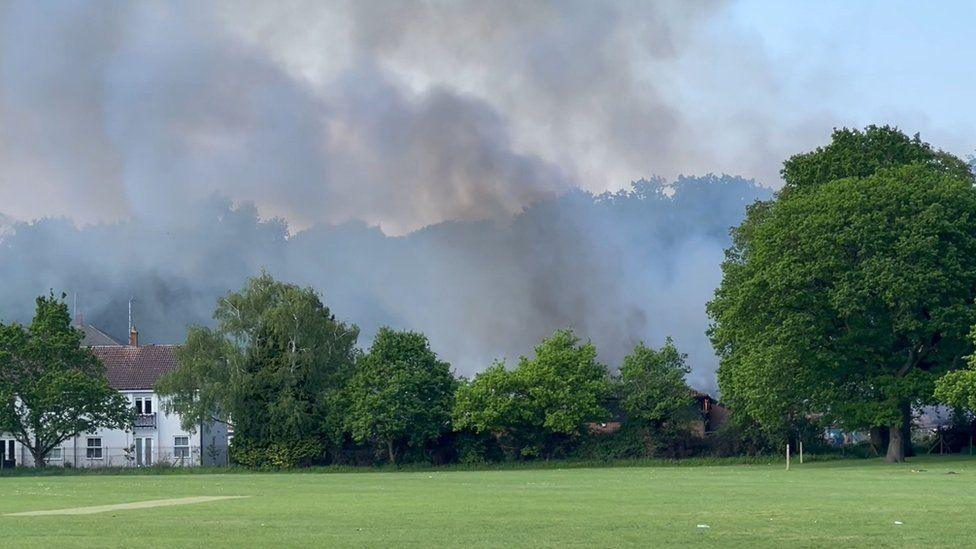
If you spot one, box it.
[0,325,229,468]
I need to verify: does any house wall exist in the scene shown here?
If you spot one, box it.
[3,391,227,468]
[200,416,230,466]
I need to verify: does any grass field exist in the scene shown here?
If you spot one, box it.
[1,456,974,547]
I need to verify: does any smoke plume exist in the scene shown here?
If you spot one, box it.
[1,1,784,390]
[0,177,768,391]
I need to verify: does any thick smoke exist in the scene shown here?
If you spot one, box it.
[0,213,12,239]
[0,177,769,391]
[1,1,778,390]
[0,1,778,233]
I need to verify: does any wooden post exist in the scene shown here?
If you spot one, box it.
[786,444,791,471]
[799,441,804,464]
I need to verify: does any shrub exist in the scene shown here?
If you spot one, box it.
[230,439,323,468]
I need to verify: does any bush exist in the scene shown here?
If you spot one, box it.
[707,417,775,457]
[230,439,324,468]
[451,431,505,464]
[575,423,704,460]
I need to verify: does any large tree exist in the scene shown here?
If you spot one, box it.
[344,328,456,464]
[0,294,131,468]
[617,338,695,452]
[453,329,611,458]
[156,273,359,467]
[709,126,976,462]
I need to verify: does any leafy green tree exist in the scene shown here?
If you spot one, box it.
[454,329,611,458]
[0,294,131,468]
[709,128,976,462]
[345,328,456,464]
[935,328,976,412]
[157,273,359,467]
[780,125,972,193]
[454,361,538,458]
[617,338,695,453]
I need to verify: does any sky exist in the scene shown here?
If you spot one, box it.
[0,1,972,389]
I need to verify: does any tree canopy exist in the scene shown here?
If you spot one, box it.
[344,328,456,464]
[618,338,694,428]
[709,127,976,462]
[454,329,611,458]
[156,272,359,467]
[780,125,973,192]
[0,294,131,467]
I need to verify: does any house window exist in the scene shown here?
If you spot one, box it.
[135,397,153,414]
[174,436,190,459]
[86,437,102,459]
[46,447,63,460]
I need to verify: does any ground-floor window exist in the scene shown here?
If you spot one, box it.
[46,447,63,461]
[174,436,190,459]
[86,437,102,459]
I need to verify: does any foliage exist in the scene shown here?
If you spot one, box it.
[230,438,324,468]
[780,125,973,193]
[705,413,776,457]
[935,329,976,412]
[574,422,703,461]
[709,127,976,462]
[0,294,131,467]
[344,328,457,464]
[156,272,359,465]
[454,329,611,458]
[617,338,695,428]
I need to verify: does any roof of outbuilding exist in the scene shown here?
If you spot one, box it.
[92,345,178,391]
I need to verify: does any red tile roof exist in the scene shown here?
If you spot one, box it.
[92,345,179,391]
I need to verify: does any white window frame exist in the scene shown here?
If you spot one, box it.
[134,396,153,415]
[86,437,103,459]
[174,436,190,459]
[46,447,63,461]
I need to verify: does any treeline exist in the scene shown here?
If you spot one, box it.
[156,273,729,467]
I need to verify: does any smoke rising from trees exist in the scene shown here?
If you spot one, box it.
[0,177,769,391]
[1,2,784,389]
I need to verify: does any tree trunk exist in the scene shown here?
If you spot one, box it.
[886,424,905,463]
[900,404,915,457]
[31,449,46,469]
[386,439,396,465]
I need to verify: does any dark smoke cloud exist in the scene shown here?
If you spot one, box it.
[0,0,766,233]
[0,1,591,232]
[0,1,779,390]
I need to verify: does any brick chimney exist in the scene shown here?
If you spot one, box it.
[129,327,139,347]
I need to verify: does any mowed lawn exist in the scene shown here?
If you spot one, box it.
[1,456,974,548]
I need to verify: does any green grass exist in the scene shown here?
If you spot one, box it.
[1,455,973,547]
[0,454,846,477]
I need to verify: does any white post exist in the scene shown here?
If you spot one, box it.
[786,443,791,470]
[799,441,804,464]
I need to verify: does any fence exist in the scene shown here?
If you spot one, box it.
[37,446,226,468]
